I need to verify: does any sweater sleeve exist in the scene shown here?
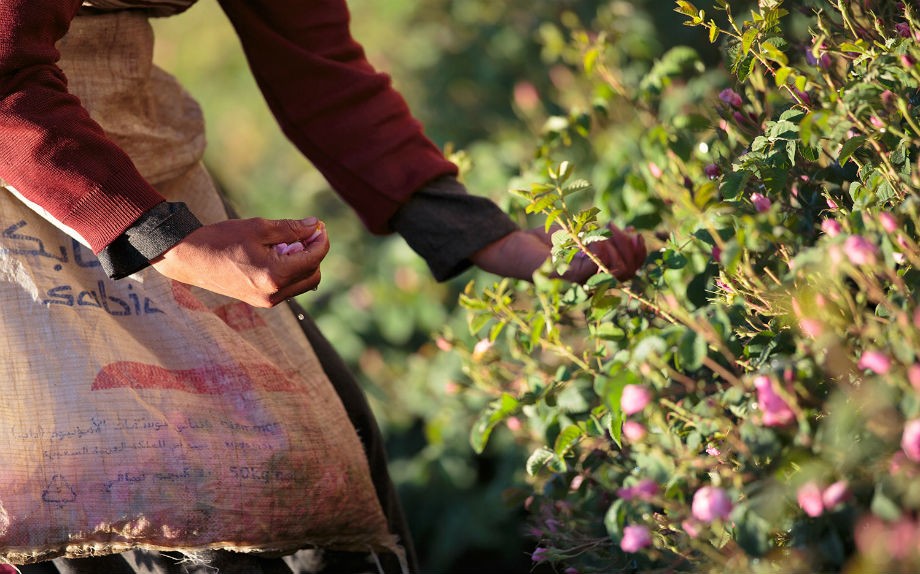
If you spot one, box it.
[0,0,166,253]
[216,0,458,234]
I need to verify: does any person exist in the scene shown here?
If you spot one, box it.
[0,1,646,573]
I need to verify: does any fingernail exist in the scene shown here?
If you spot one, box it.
[304,227,324,244]
[273,242,288,255]
[302,216,318,226]
[282,241,305,255]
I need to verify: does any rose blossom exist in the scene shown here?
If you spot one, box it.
[901,419,920,462]
[909,364,920,391]
[691,486,733,522]
[719,88,742,108]
[682,519,701,538]
[821,218,842,236]
[621,384,652,415]
[879,212,899,233]
[822,480,851,509]
[844,235,879,266]
[622,420,647,441]
[857,350,892,375]
[751,192,771,212]
[620,525,652,553]
[754,375,796,427]
[797,481,825,517]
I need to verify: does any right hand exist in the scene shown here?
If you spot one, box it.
[150,216,329,308]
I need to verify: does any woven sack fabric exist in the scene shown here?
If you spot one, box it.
[0,10,395,566]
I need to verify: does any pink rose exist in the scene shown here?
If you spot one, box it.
[822,481,851,509]
[754,375,796,427]
[879,212,899,233]
[821,218,842,236]
[719,88,743,108]
[797,481,825,517]
[908,364,920,391]
[706,446,721,457]
[691,486,733,522]
[634,478,659,500]
[621,384,653,416]
[751,192,772,212]
[682,519,701,538]
[901,419,920,462]
[799,318,823,338]
[857,350,892,375]
[620,525,652,553]
[844,235,879,266]
[622,420,647,442]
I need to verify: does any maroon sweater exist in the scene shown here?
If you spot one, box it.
[0,0,458,253]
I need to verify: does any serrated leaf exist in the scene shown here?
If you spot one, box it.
[838,135,867,165]
[526,447,563,476]
[553,424,584,458]
[775,66,792,86]
[544,209,563,232]
[742,26,759,55]
[525,193,558,214]
[721,169,752,200]
[469,312,492,335]
[678,328,708,371]
[488,320,505,343]
[470,393,520,453]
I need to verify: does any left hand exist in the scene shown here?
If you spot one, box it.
[470,222,647,284]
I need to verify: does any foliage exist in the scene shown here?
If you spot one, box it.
[452,1,920,572]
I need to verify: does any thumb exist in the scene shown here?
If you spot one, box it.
[262,217,323,244]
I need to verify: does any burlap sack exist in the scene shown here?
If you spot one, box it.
[0,9,395,566]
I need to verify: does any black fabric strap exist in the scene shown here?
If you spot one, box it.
[389,176,519,281]
[98,201,202,279]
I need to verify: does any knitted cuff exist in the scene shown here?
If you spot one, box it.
[98,201,202,279]
[390,176,518,281]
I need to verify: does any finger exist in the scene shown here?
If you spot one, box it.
[596,240,632,280]
[633,233,648,269]
[607,223,644,274]
[270,226,329,285]
[269,268,323,305]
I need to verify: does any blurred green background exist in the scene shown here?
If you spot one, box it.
[151,1,717,571]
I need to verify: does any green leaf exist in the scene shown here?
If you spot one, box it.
[553,424,584,458]
[774,66,792,86]
[470,393,519,454]
[709,21,720,43]
[871,488,902,521]
[838,135,867,165]
[526,447,566,476]
[720,170,752,200]
[678,328,708,371]
[742,26,759,55]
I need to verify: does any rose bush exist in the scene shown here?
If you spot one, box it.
[449,0,920,571]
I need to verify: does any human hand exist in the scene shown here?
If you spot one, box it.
[470,222,646,284]
[150,217,329,308]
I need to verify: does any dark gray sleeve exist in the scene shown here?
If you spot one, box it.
[389,176,519,282]
[98,201,202,280]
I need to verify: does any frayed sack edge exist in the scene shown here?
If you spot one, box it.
[1,534,408,574]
